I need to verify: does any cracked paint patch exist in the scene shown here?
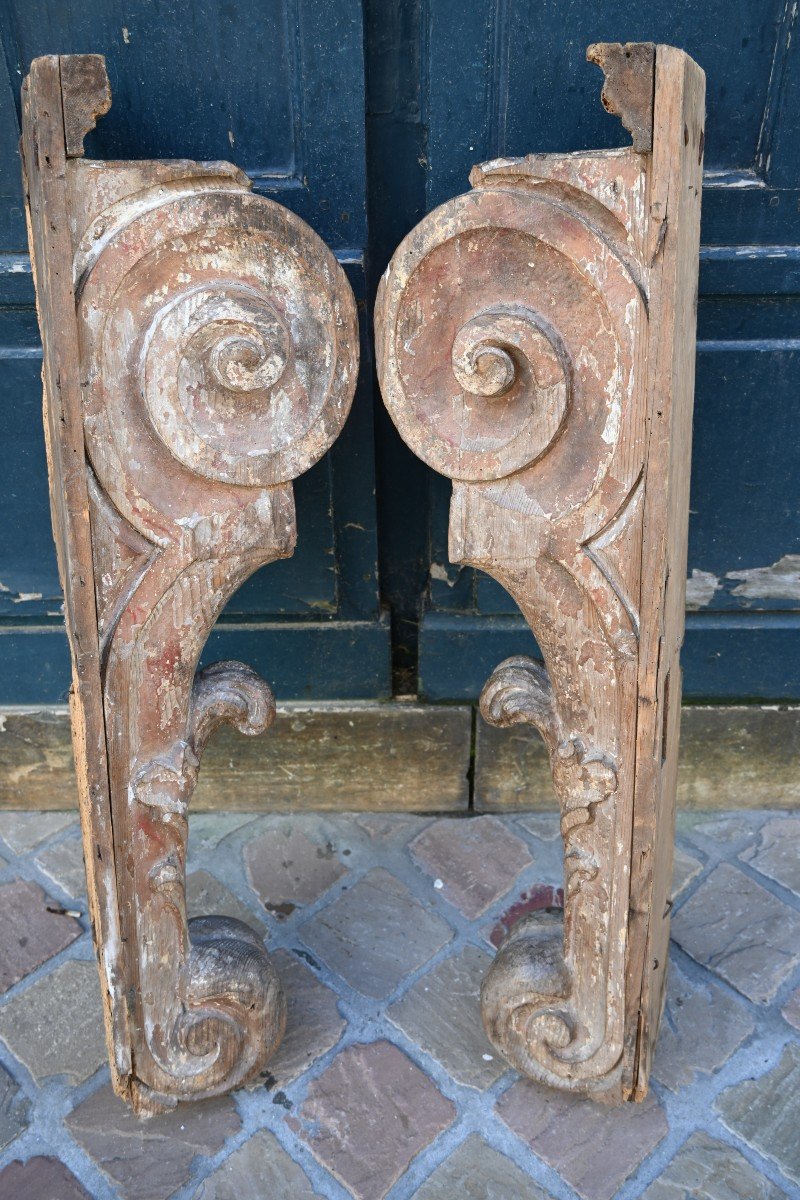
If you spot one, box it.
[727,554,800,602]
[430,563,456,586]
[685,568,719,610]
[686,555,800,607]
[0,583,50,605]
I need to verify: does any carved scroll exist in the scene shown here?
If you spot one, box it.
[21,55,358,1112]
[376,45,704,1101]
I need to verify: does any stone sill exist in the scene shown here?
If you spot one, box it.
[0,703,797,812]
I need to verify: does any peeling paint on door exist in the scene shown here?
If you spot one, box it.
[685,568,720,609]
[727,554,800,602]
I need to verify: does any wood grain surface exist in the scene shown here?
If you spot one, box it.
[376,44,705,1102]
[22,54,359,1112]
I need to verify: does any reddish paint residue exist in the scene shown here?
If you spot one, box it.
[489,884,564,948]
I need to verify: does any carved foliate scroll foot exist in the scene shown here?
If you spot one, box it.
[481,912,576,1085]
[376,44,705,1101]
[132,916,286,1114]
[130,662,283,1111]
[190,662,276,760]
[480,656,621,1089]
[185,916,286,1082]
[480,656,558,733]
[22,55,359,1110]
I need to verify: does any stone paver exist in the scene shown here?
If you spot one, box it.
[671,863,800,1002]
[300,867,452,998]
[0,1157,90,1200]
[355,813,429,842]
[187,870,265,935]
[245,822,347,918]
[0,812,76,854]
[518,813,561,841]
[0,879,82,993]
[782,986,800,1031]
[262,949,345,1086]
[739,814,800,896]
[409,816,533,918]
[388,945,506,1089]
[34,836,87,899]
[0,808,794,1200]
[191,1130,323,1199]
[0,1061,28,1150]
[683,813,763,846]
[0,959,105,1084]
[188,813,257,853]
[671,845,704,898]
[415,1134,552,1199]
[66,1085,241,1200]
[497,1081,668,1200]
[653,962,755,1092]
[289,1040,455,1200]
[716,1041,800,1186]
[640,1130,787,1200]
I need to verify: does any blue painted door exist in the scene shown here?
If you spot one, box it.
[1,2,798,704]
[365,0,800,702]
[0,0,389,703]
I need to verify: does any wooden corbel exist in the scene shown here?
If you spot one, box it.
[376,44,704,1102]
[21,55,358,1113]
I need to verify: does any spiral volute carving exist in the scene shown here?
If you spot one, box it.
[78,185,358,534]
[376,187,643,508]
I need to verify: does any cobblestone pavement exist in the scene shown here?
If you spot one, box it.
[0,808,797,1200]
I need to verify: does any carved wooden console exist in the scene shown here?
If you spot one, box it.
[376,44,705,1102]
[21,55,358,1113]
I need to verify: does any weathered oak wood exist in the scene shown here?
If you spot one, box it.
[625,44,706,1101]
[21,55,358,1113]
[376,44,704,1102]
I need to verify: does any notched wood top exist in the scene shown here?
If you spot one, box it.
[587,42,655,154]
[60,54,111,158]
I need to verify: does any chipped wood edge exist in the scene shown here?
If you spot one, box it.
[587,42,656,154]
[625,45,706,1099]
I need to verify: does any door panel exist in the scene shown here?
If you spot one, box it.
[404,0,800,700]
[0,0,388,703]
[0,2,796,705]
[424,0,786,206]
